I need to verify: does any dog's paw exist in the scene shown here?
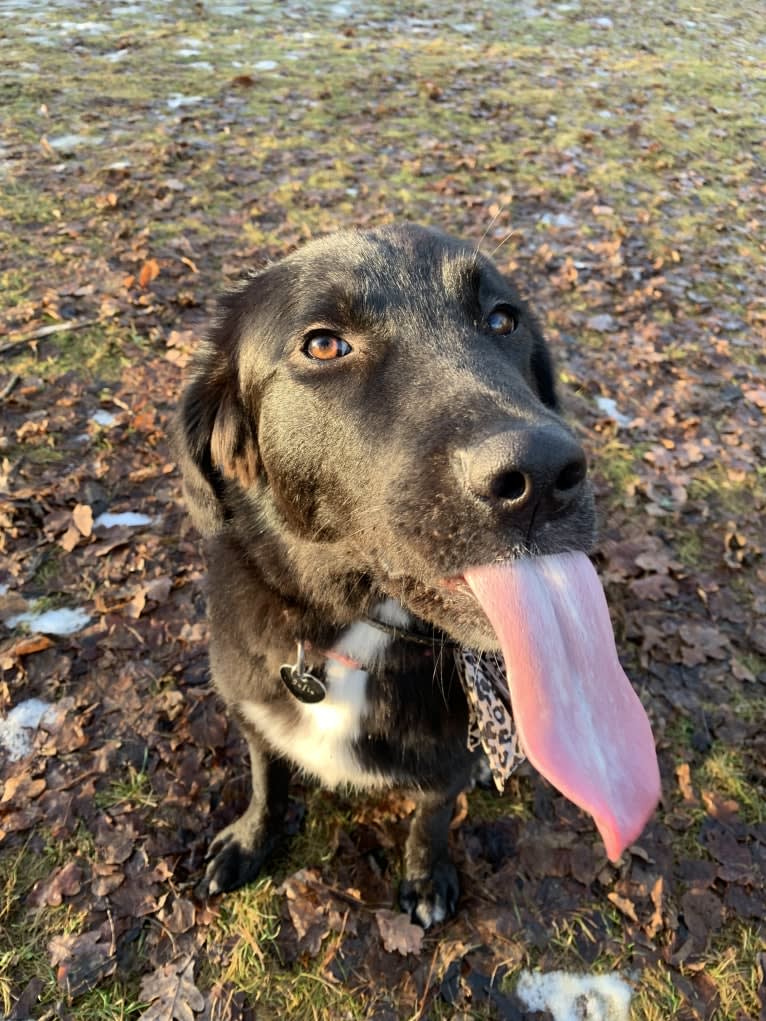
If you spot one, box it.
[398,862,459,929]
[199,822,276,897]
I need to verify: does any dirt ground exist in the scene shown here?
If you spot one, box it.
[1,1,764,1018]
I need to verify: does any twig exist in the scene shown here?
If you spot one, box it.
[0,373,20,400]
[0,318,100,355]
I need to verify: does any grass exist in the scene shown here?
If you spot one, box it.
[0,836,89,1016]
[698,746,764,824]
[94,766,158,812]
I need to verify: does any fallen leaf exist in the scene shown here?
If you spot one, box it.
[59,525,81,552]
[139,259,160,289]
[28,862,83,907]
[8,634,54,657]
[139,956,205,1021]
[678,624,730,666]
[374,909,424,956]
[49,929,116,996]
[73,503,93,537]
[675,763,697,803]
[607,891,639,923]
[1,775,46,804]
[161,897,196,935]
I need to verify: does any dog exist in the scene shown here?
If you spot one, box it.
[175,223,604,928]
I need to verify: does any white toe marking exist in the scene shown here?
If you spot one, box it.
[516,970,633,1021]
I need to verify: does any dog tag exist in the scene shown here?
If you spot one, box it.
[280,664,326,703]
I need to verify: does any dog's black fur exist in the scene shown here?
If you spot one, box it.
[175,224,595,926]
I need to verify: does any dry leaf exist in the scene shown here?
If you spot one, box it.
[138,956,205,1021]
[59,525,81,552]
[72,503,93,537]
[28,862,83,907]
[374,909,424,956]
[49,929,115,996]
[139,259,160,289]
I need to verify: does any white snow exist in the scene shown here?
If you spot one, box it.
[595,396,632,426]
[0,698,57,761]
[94,511,152,528]
[6,607,91,635]
[254,59,278,71]
[166,94,204,110]
[516,970,633,1021]
[91,409,117,426]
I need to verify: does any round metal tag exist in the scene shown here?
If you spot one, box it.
[280,665,326,703]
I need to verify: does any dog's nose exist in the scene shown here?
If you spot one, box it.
[464,427,587,513]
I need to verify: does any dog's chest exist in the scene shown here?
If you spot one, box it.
[241,602,409,789]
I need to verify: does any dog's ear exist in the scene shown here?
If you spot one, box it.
[174,343,259,535]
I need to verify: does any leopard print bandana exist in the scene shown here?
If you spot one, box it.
[456,648,526,792]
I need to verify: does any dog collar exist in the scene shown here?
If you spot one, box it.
[363,615,459,648]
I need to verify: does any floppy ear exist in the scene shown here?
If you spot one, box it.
[174,349,259,536]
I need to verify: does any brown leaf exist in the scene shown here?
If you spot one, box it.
[1,775,46,804]
[72,503,93,537]
[280,869,330,955]
[139,956,205,1021]
[607,890,639,923]
[161,897,196,935]
[59,525,81,552]
[28,862,83,907]
[139,259,160,289]
[679,624,730,666]
[374,909,424,956]
[742,386,766,410]
[680,889,723,951]
[675,763,697,803]
[9,634,54,657]
[144,576,172,603]
[49,929,116,996]
[646,875,665,939]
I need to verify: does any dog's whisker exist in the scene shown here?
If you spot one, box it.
[472,199,511,267]
[488,227,516,260]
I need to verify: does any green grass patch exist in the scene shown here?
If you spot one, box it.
[697,745,764,824]
[94,765,158,812]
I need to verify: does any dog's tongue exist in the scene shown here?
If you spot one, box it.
[463,552,660,861]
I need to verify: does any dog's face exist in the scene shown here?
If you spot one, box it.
[178,224,595,648]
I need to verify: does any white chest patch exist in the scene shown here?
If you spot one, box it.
[241,600,411,789]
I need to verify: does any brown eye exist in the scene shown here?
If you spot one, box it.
[304,333,352,361]
[486,306,518,335]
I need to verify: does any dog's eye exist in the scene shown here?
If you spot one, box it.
[486,306,518,335]
[304,333,352,361]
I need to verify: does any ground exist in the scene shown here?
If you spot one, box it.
[0,1,764,1019]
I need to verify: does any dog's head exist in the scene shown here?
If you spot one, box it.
[176,224,595,647]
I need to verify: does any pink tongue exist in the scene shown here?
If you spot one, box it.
[464,552,660,861]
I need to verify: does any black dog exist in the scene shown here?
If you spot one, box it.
[175,224,596,927]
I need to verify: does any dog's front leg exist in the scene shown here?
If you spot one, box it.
[399,789,460,928]
[202,721,291,896]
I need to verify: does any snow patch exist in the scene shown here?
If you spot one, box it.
[94,512,152,528]
[516,970,633,1021]
[0,699,58,761]
[47,133,104,152]
[166,94,204,110]
[595,396,632,426]
[91,409,117,427]
[6,607,91,635]
[254,59,278,71]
